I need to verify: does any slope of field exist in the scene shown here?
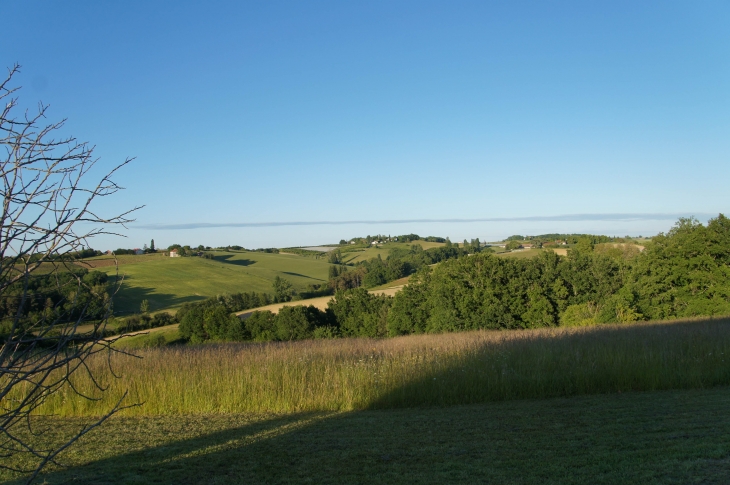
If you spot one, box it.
[9,386,730,484]
[99,251,331,314]
[341,241,445,264]
[78,252,168,268]
[496,248,544,259]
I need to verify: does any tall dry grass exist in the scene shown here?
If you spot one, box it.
[22,317,730,417]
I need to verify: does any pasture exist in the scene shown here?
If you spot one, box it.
[496,248,544,259]
[26,316,730,417]
[84,243,448,315]
[7,316,730,484]
[6,386,730,484]
[97,251,331,314]
[341,241,445,264]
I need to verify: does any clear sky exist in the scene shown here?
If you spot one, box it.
[3,1,728,249]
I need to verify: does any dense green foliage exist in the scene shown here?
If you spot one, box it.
[0,268,110,337]
[388,215,730,334]
[177,291,275,343]
[280,247,328,258]
[328,240,484,290]
[180,215,730,344]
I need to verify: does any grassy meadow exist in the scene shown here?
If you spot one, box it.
[92,243,445,315]
[27,316,730,417]
[98,250,331,314]
[341,241,445,264]
[6,316,730,484]
[6,387,730,484]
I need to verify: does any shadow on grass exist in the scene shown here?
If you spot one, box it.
[16,388,730,484]
[213,254,255,266]
[15,317,730,484]
[109,279,206,315]
[282,271,326,281]
[366,317,730,410]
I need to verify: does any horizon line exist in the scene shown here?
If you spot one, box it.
[133,212,719,230]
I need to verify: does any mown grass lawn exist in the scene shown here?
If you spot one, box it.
[7,387,730,484]
[100,251,332,314]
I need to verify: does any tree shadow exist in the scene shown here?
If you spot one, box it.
[282,271,326,281]
[16,386,730,485]
[213,254,255,266]
[109,279,206,315]
[12,318,730,484]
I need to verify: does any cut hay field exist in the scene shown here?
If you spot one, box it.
[7,386,730,484]
[98,251,332,314]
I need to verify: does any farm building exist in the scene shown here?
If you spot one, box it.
[169,249,180,258]
[134,248,144,255]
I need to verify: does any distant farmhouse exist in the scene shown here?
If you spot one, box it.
[169,249,180,258]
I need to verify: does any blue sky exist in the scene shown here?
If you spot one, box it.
[3,1,728,249]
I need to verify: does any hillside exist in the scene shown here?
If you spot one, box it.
[98,250,331,314]
[81,240,446,315]
[339,240,446,264]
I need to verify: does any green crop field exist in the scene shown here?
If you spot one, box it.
[341,241,445,264]
[496,248,544,259]
[98,251,332,314]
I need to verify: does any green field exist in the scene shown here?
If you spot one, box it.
[7,387,730,484]
[8,317,730,483]
[99,251,332,314]
[496,248,544,259]
[341,241,445,264]
[78,242,452,314]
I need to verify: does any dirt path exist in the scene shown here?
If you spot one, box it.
[235,285,405,318]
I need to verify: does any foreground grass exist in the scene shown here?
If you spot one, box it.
[27,317,730,416]
[6,387,730,484]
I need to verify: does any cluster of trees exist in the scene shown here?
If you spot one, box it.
[341,234,447,245]
[0,269,111,336]
[391,215,730,333]
[505,233,618,245]
[179,288,392,343]
[179,215,730,344]
[114,239,160,255]
[328,240,486,290]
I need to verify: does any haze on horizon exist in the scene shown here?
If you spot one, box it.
[3,1,728,249]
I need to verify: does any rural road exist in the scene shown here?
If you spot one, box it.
[235,285,404,318]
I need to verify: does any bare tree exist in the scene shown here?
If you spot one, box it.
[0,64,142,482]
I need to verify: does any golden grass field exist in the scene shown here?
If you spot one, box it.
[22,316,730,418]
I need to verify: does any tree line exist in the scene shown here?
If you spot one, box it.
[0,269,110,338]
[176,215,730,344]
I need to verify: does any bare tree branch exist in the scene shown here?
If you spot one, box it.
[0,64,142,482]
